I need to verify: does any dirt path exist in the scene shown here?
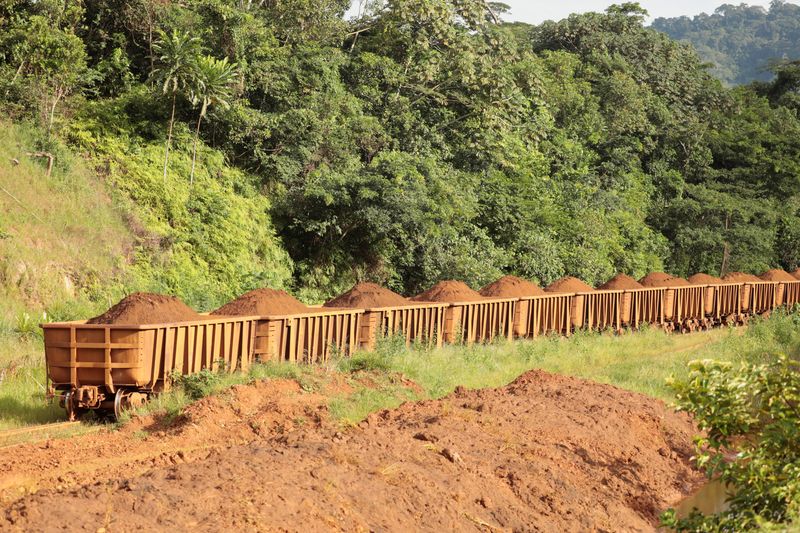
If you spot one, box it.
[2,370,702,532]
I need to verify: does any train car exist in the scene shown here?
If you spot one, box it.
[621,287,668,330]
[253,308,364,364]
[359,303,449,350]
[43,315,259,420]
[514,293,574,338]
[442,298,517,345]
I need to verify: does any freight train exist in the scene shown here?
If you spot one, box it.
[42,274,800,419]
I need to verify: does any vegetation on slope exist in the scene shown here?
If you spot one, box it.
[653,1,800,86]
[1,0,800,308]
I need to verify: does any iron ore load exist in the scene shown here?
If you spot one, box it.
[43,270,800,419]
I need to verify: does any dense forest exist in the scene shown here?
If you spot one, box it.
[1,0,799,309]
[653,1,800,85]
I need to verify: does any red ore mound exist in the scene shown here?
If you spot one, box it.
[597,274,643,291]
[412,281,484,302]
[88,293,202,325]
[479,275,545,298]
[545,276,594,293]
[324,282,410,308]
[212,288,308,316]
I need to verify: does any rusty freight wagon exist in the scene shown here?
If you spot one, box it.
[666,285,708,332]
[747,281,778,315]
[782,280,800,308]
[622,288,668,329]
[359,303,449,350]
[579,290,624,332]
[706,283,745,325]
[442,298,517,345]
[253,308,364,364]
[43,316,259,419]
[514,293,574,338]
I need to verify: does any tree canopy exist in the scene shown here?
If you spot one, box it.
[653,1,800,86]
[0,0,798,303]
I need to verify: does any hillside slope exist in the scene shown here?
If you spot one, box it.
[0,121,133,319]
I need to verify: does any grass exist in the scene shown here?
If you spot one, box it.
[3,311,799,431]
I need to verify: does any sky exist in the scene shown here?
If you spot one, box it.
[495,1,778,24]
[348,1,791,23]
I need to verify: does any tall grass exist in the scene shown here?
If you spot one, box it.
[341,311,800,403]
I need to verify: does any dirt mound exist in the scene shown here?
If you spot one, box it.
[479,275,545,298]
[598,273,643,290]
[412,280,483,302]
[324,282,410,308]
[688,273,722,285]
[638,272,674,286]
[723,272,762,283]
[645,277,690,288]
[0,378,330,506]
[212,288,307,316]
[3,370,702,532]
[87,292,202,324]
[759,269,796,282]
[545,276,594,293]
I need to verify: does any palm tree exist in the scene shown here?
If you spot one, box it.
[150,30,201,181]
[188,55,238,185]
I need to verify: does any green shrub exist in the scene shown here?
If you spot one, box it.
[663,356,800,530]
[170,368,223,400]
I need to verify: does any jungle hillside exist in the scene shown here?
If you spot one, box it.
[1,0,800,315]
[653,1,800,86]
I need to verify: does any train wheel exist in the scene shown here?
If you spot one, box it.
[113,389,149,420]
[63,391,87,422]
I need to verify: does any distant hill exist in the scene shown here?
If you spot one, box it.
[652,1,800,85]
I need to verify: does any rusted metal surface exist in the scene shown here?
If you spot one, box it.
[709,283,743,324]
[581,291,624,332]
[515,294,574,338]
[44,316,257,392]
[623,288,667,329]
[359,303,449,350]
[442,299,517,345]
[671,286,707,331]
[254,309,363,364]
[782,281,800,308]
[747,282,778,315]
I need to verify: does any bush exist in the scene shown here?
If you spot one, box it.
[663,356,800,530]
[170,368,223,400]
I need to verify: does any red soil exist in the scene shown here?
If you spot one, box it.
[212,288,307,316]
[545,276,594,293]
[723,272,762,283]
[638,272,674,287]
[1,370,702,532]
[324,282,410,308]
[412,280,484,302]
[479,275,545,298]
[597,273,643,290]
[644,277,690,288]
[759,269,797,282]
[688,273,722,285]
[87,292,202,325]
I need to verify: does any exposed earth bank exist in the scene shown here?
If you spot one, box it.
[2,370,702,532]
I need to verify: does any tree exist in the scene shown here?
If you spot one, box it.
[2,14,87,133]
[189,55,238,185]
[664,352,800,530]
[150,30,201,181]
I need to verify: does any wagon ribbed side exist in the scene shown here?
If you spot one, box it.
[253,309,364,364]
[442,298,517,345]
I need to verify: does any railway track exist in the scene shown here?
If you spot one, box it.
[0,421,100,449]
